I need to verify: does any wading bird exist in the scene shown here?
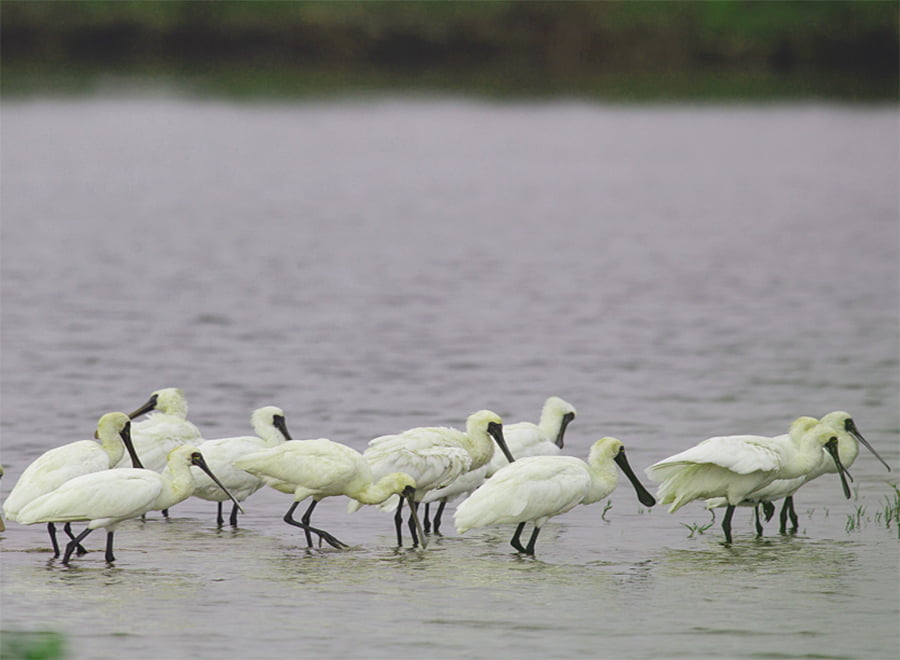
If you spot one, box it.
[3,412,143,556]
[454,437,656,555]
[168,405,292,526]
[235,438,423,550]
[119,388,204,518]
[117,388,203,471]
[349,410,515,547]
[485,395,576,477]
[423,396,577,534]
[705,411,891,534]
[16,445,241,565]
[646,418,853,544]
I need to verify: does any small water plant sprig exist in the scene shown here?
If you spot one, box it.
[681,521,714,538]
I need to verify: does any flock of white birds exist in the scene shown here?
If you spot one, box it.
[1,388,891,563]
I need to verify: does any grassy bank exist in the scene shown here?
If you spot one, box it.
[2,1,897,100]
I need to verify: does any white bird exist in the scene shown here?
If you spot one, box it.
[116,388,203,471]
[348,410,515,547]
[119,388,204,519]
[2,412,143,556]
[419,465,488,535]
[646,418,853,544]
[0,465,5,532]
[166,405,292,527]
[454,437,656,555]
[16,445,242,565]
[422,396,578,535]
[235,438,424,550]
[484,395,577,477]
[705,411,891,534]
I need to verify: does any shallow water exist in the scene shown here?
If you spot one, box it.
[1,97,898,659]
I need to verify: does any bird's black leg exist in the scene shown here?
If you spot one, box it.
[161,508,170,519]
[754,504,764,537]
[785,496,798,532]
[229,502,240,527]
[284,501,314,547]
[47,522,60,557]
[407,501,420,547]
[524,525,541,556]
[62,528,94,565]
[432,500,446,536]
[762,501,775,522]
[283,501,347,549]
[722,505,735,544]
[104,531,115,563]
[63,522,88,555]
[510,522,528,553]
[300,499,348,549]
[423,503,431,535]
[394,497,405,546]
[216,502,225,527]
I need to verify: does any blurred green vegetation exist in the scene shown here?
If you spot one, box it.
[0,630,67,660]
[1,1,897,100]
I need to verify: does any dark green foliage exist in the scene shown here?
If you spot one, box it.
[2,1,896,99]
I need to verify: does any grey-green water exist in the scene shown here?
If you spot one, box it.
[1,98,898,659]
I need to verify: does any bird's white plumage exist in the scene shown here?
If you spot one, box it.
[17,470,164,530]
[349,409,505,513]
[365,431,473,493]
[456,455,593,532]
[235,438,390,502]
[236,437,421,549]
[704,411,885,510]
[419,465,488,506]
[3,412,134,521]
[646,417,835,512]
[485,396,575,476]
[17,444,208,531]
[454,436,654,545]
[115,388,202,471]
[176,406,290,503]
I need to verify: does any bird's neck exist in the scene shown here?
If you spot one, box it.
[354,475,403,505]
[584,456,618,504]
[464,432,494,470]
[99,434,126,467]
[157,463,196,510]
[780,437,827,480]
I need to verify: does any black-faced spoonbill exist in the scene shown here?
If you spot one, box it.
[234,438,424,550]
[423,396,577,534]
[348,410,515,547]
[2,412,143,556]
[646,418,853,544]
[0,466,5,532]
[117,388,203,471]
[165,405,292,527]
[16,445,242,565]
[454,437,656,555]
[705,411,890,535]
[485,395,576,477]
[121,388,204,519]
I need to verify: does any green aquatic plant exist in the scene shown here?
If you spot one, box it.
[883,483,900,537]
[600,500,613,521]
[845,505,866,533]
[681,521,714,538]
[0,630,66,660]
[842,484,899,535]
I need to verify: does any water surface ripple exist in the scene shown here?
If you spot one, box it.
[1,98,897,659]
